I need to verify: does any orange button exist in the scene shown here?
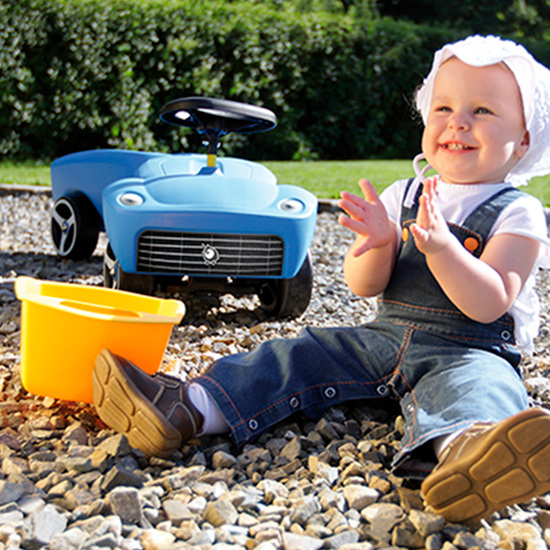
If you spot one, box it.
[464,237,479,253]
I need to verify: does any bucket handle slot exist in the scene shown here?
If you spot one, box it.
[59,300,142,319]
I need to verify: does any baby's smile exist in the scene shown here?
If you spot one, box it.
[441,141,475,151]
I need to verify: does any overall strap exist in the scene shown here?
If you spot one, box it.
[400,178,423,222]
[462,187,526,234]
[399,180,526,258]
[451,187,527,258]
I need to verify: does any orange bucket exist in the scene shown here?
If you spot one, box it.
[15,276,185,403]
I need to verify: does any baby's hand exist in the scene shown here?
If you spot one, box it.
[410,178,452,255]
[338,179,394,257]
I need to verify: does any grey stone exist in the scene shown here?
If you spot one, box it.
[290,497,322,526]
[257,478,289,504]
[81,532,120,549]
[162,498,194,524]
[0,480,24,505]
[186,528,216,546]
[361,502,405,543]
[22,503,68,550]
[106,487,143,525]
[392,524,425,548]
[324,530,361,548]
[98,434,133,456]
[56,455,93,473]
[315,418,340,440]
[17,495,46,515]
[280,436,302,461]
[0,510,23,525]
[282,531,324,550]
[101,463,144,492]
[2,456,30,475]
[425,532,445,550]
[212,450,237,469]
[62,423,88,445]
[409,508,446,537]
[50,527,89,549]
[343,485,379,510]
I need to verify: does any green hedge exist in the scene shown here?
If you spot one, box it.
[0,0,545,161]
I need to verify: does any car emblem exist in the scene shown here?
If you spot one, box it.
[202,244,220,266]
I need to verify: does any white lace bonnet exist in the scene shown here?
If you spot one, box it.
[414,35,550,186]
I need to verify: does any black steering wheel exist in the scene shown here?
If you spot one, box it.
[160,97,277,159]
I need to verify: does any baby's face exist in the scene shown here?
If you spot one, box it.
[421,57,530,185]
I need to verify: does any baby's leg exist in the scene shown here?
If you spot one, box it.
[422,407,550,524]
[193,325,400,446]
[392,343,550,523]
[395,346,529,469]
[93,324,401,456]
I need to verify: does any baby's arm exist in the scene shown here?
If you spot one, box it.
[338,179,398,296]
[411,179,540,323]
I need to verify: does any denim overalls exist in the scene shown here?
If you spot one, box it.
[196,180,530,478]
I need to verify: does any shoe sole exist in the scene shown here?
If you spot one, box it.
[421,407,550,524]
[92,349,182,457]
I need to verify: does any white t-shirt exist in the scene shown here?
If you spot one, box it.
[380,177,550,354]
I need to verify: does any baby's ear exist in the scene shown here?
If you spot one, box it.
[517,131,530,158]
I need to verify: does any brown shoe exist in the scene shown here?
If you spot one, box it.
[421,407,550,524]
[92,349,203,457]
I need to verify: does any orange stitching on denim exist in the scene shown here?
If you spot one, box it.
[390,326,412,385]
[379,300,514,332]
[378,320,513,345]
[391,327,419,445]
[447,222,484,243]
[378,299,464,316]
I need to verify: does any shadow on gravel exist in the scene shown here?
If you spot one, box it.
[173,292,271,327]
[0,251,103,282]
[1,250,271,326]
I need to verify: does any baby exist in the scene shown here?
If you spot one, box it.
[92,35,550,524]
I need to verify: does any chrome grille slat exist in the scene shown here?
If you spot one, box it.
[137,231,284,276]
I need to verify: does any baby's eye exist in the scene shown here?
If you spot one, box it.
[434,105,452,112]
[474,107,492,115]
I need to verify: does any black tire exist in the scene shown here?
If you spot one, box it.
[102,243,115,289]
[50,194,100,260]
[258,254,313,319]
[103,243,156,295]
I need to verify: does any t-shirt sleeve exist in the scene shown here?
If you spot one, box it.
[380,179,409,226]
[492,194,546,238]
[491,194,550,264]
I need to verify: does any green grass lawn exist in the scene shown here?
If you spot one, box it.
[263,160,412,198]
[2,159,550,205]
[0,161,52,187]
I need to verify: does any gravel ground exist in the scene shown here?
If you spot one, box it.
[1,188,550,549]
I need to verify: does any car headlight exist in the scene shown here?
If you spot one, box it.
[279,199,304,213]
[119,192,144,206]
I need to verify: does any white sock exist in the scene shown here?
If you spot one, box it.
[433,430,463,459]
[188,383,230,435]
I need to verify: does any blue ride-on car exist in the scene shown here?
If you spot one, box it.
[49,97,318,318]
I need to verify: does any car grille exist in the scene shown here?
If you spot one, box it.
[137,230,284,276]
